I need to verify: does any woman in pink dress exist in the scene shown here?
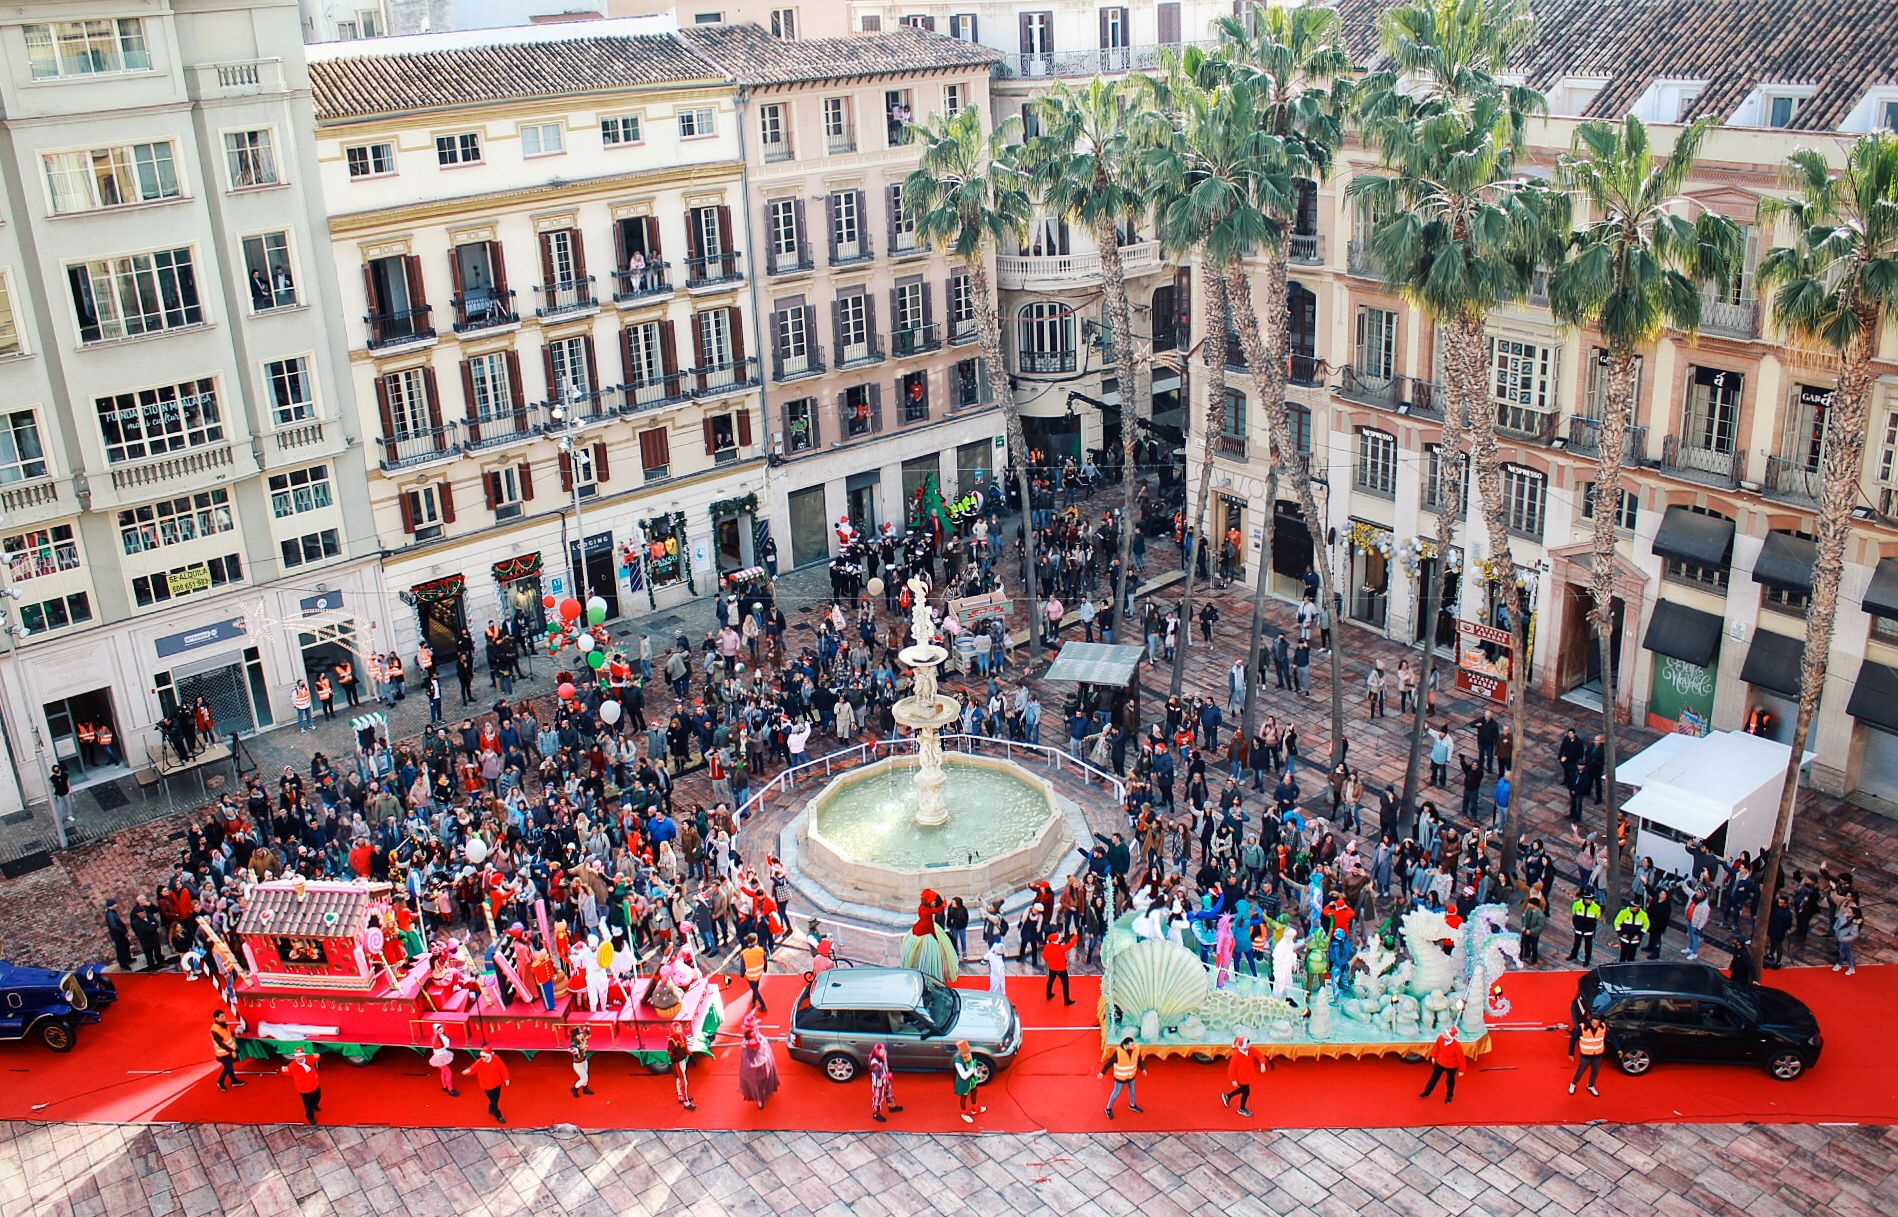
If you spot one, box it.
[736,1010,780,1109]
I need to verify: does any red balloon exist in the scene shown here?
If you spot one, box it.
[557,682,577,701]
[558,598,582,622]
[542,594,557,610]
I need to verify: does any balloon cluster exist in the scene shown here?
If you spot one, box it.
[541,593,612,670]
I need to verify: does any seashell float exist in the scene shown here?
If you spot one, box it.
[1111,938,1211,1023]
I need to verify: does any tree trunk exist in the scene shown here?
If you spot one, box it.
[1591,353,1638,917]
[1451,312,1527,878]
[969,257,1040,669]
[1243,465,1280,749]
[1226,263,1344,763]
[1170,260,1229,696]
[1096,222,1144,646]
[1401,365,1468,821]
[1749,315,1876,971]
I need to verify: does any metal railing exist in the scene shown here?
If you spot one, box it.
[762,140,794,164]
[1700,292,1762,339]
[541,389,617,431]
[892,324,941,357]
[365,306,433,350]
[377,424,459,471]
[534,278,596,318]
[685,251,743,288]
[1660,434,1742,487]
[995,240,1160,290]
[463,406,537,450]
[453,290,517,332]
[1496,403,1560,442]
[1763,453,1821,504]
[837,338,883,369]
[1018,350,1077,374]
[622,370,690,413]
[1216,433,1247,459]
[1567,416,1649,464]
[691,356,760,396]
[825,134,857,156]
[772,346,825,382]
[889,229,922,258]
[1354,466,1398,499]
[949,317,978,345]
[1288,232,1322,265]
[1288,353,1325,386]
[613,261,671,302]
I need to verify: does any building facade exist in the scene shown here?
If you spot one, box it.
[1193,0,1898,809]
[0,0,380,810]
[676,22,1007,566]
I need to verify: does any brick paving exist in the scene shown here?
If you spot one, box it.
[4,1119,1895,1217]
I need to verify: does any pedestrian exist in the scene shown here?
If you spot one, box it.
[429,1025,458,1096]
[737,1011,780,1109]
[667,1021,696,1111]
[282,1048,321,1124]
[1832,901,1861,975]
[1099,1034,1145,1118]
[1042,930,1075,1005]
[210,1011,243,1091]
[1613,902,1649,963]
[741,932,768,1012]
[1417,1024,1463,1104]
[104,898,132,971]
[314,672,334,720]
[291,679,313,732]
[868,1042,902,1122]
[1221,1035,1267,1117]
[986,941,1007,994]
[569,1026,593,1097]
[1568,1012,1611,1097]
[463,1046,510,1123]
[953,1040,986,1123]
[1683,886,1710,960]
[1365,661,1386,719]
[1520,895,1547,965]
[1566,891,1602,964]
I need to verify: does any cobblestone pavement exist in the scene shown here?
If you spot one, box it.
[4,1118,1895,1217]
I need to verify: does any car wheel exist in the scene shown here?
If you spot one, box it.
[822,1052,859,1083]
[37,1021,76,1053]
[971,1055,996,1086]
[644,1056,675,1075]
[1616,1045,1652,1076]
[1766,1050,1806,1081]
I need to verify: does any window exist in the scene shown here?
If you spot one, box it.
[1356,428,1396,495]
[770,8,798,38]
[20,592,91,634]
[487,464,525,520]
[520,122,564,157]
[118,488,234,555]
[1286,402,1313,457]
[768,198,803,268]
[1502,465,1546,539]
[280,529,341,570]
[624,321,669,396]
[435,132,482,166]
[1581,483,1638,530]
[954,357,992,408]
[638,427,671,479]
[25,18,150,80]
[945,84,965,118]
[1354,307,1396,380]
[894,282,925,345]
[344,142,395,178]
[43,141,180,213]
[949,14,978,41]
[405,485,443,538]
[693,11,724,23]
[242,232,297,311]
[4,524,80,581]
[1583,348,1643,418]
[890,185,917,252]
[0,274,18,356]
[131,554,241,607]
[547,335,595,404]
[949,274,975,337]
[759,104,789,159]
[0,411,47,483]
[466,352,513,419]
[1218,389,1247,457]
[569,445,599,497]
[383,367,433,438]
[601,114,643,146]
[265,356,314,426]
[697,309,734,368]
[838,293,870,361]
[1884,100,1898,133]
[831,189,863,260]
[224,130,278,188]
[844,384,876,436]
[1491,337,1558,434]
[1663,506,1731,590]
[1017,301,1074,372]
[823,98,854,153]
[1685,367,1742,454]
[1425,444,1469,514]
[268,465,333,518]
[68,247,202,343]
[778,306,811,375]
[884,89,914,147]
[678,108,716,139]
[95,378,222,463]
[707,412,738,462]
[784,398,816,452]
[1765,94,1800,128]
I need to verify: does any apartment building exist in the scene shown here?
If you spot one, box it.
[0,0,378,811]
[309,21,765,656]
[1195,0,1898,807]
[675,23,1007,564]
[297,0,388,42]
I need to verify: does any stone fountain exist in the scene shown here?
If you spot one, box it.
[891,576,961,827]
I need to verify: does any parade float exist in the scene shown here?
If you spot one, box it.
[1100,877,1521,1061]
[227,878,723,1069]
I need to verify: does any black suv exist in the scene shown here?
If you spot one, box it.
[1576,962,1821,1081]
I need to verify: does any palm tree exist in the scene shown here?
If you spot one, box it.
[1745,133,1898,970]
[1215,1,1354,758]
[1351,0,1548,877]
[1019,78,1151,648]
[1550,116,1739,916]
[904,107,1038,663]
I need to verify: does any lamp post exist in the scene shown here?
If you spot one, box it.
[555,426,589,606]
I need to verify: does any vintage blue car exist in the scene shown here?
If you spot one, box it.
[0,960,117,1051]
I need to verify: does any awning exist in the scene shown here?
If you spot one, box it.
[1752,532,1815,593]
[1864,558,1898,621]
[1642,600,1723,667]
[1740,630,1804,697]
[1651,505,1735,569]
[1044,642,1146,687]
[1847,660,1898,732]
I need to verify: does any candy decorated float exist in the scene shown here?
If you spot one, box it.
[228,878,723,1069]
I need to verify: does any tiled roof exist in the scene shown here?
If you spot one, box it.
[236,881,373,938]
[1324,0,1898,131]
[678,23,1005,87]
[309,34,720,122]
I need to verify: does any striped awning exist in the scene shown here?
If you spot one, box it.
[350,712,387,734]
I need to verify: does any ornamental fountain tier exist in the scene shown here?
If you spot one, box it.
[891,577,961,827]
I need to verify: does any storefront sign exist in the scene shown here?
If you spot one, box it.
[299,591,346,615]
[1798,383,1835,411]
[154,616,248,659]
[1648,654,1717,736]
[1454,619,1512,704]
[166,565,213,598]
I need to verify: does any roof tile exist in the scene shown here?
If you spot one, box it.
[676,23,1005,87]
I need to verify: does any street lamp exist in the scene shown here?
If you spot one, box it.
[554,426,589,607]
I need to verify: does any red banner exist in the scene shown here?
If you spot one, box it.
[1455,619,1512,704]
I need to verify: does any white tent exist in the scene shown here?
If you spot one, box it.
[1617,730,1813,881]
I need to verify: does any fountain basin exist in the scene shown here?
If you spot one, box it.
[793,753,1079,909]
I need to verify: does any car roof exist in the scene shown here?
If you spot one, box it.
[806,967,926,1010]
[1593,961,1728,997]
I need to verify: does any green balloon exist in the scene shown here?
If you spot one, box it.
[546,621,561,636]
[586,649,606,669]
[587,606,607,625]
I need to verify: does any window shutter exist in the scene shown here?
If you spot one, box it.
[449,247,466,298]
[398,489,416,534]
[362,263,382,314]
[1174,267,1191,343]
[922,282,935,332]
[690,314,707,390]
[886,185,899,252]
[613,220,627,274]
[620,326,636,383]
[1099,7,1109,47]
[831,297,845,360]
[770,310,784,380]
[864,292,879,356]
[645,216,662,261]
[1158,2,1179,44]
[869,382,883,432]
[572,230,587,282]
[716,206,734,257]
[809,399,822,447]
[970,15,980,41]
[542,345,557,402]
[559,449,573,491]
[581,335,598,392]
[593,441,610,484]
[641,427,669,472]
[505,351,524,410]
[793,198,807,264]
[737,409,753,448]
[889,287,901,341]
[489,240,509,295]
[659,321,678,374]
[923,15,936,32]
[459,360,478,419]
[1019,12,1032,51]
[862,14,880,31]
[374,374,394,436]
[404,255,427,312]
[728,306,746,367]
[439,481,456,523]
[703,417,717,455]
[518,460,534,500]
[539,231,555,286]
[853,190,867,252]
[826,193,840,264]
[422,366,442,428]
[686,210,704,261]
[484,470,498,511]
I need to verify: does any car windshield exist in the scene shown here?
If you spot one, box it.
[1722,981,1759,1022]
[920,978,960,1030]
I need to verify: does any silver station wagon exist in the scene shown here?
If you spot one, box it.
[786,967,1023,1083]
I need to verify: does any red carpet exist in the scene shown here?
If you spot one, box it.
[4,968,1893,1132]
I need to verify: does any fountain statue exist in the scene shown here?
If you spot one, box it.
[892,575,961,827]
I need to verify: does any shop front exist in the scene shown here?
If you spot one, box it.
[42,687,127,783]
[1346,520,1392,630]
[1401,539,1461,649]
[492,552,547,640]
[1643,599,1723,735]
[845,470,881,536]
[566,532,619,620]
[1269,498,1314,601]
[638,510,694,609]
[411,575,467,656]
[955,438,997,500]
[1847,659,1898,807]
[710,491,760,575]
[150,615,272,747]
[787,485,830,568]
[1216,494,1246,581]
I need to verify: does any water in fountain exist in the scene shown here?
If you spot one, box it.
[811,758,1053,869]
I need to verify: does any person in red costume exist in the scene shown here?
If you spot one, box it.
[899,889,959,982]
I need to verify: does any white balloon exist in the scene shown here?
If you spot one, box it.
[576,633,596,653]
[599,700,623,725]
[464,833,490,865]
[586,595,608,616]
[867,577,886,596]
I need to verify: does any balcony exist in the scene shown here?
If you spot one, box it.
[534,278,597,319]
[1566,416,1650,464]
[837,338,883,370]
[1660,435,1741,488]
[948,317,978,346]
[377,424,460,471]
[613,261,672,303]
[1763,453,1821,504]
[1337,366,1441,417]
[831,240,874,268]
[185,57,285,100]
[1700,292,1762,339]
[622,370,691,414]
[1289,354,1327,386]
[1216,433,1248,460]
[762,140,794,164]
[892,324,941,358]
[453,290,518,333]
[464,406,538,451]
[995,240,1160,291]
[273,419,330,453]
[108,443,235,493]
[1018,350,1077,375]
[541,389,618,432]
[1346,239,1383,280]
[889,230,924,259]
[365,306,433,351]
[1288,233,1323,265]
[691,356,761,397]
[0,476,60,518]
[999,41,1213,79]
[772,347,826,382]
[685,252,743,289]
[1496,402,1561,443]
[767,245,813,277]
